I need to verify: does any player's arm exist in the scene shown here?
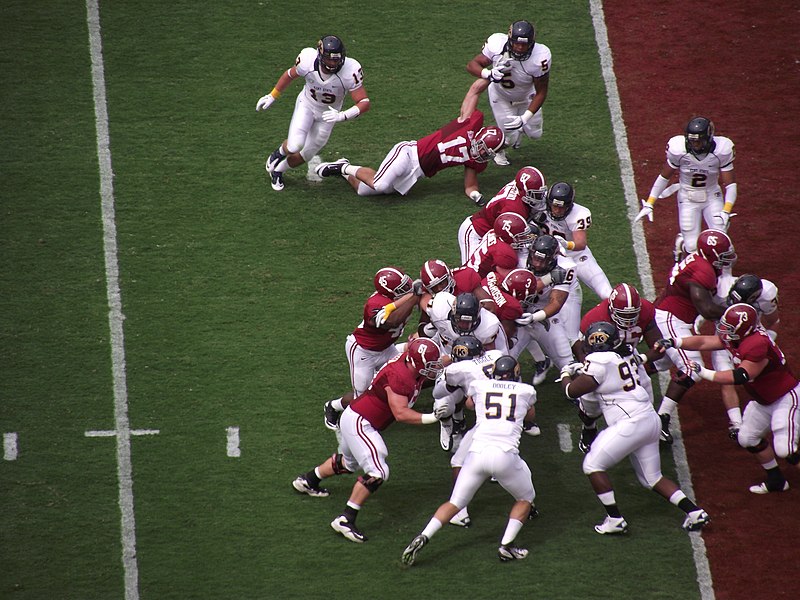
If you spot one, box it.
[689,282,725,321]
[691,357,769,385]
[348,85,371,116]
[387,387,439,425]
[256,66,299,111]
[635,163,677,222]
[379,292,418,328]
[560,371,598,400]
[653,334,724,354]
[567,229,588,252]
[466,53,492,78]
[463,166,481,201]
[525,73,549,115]
[543,289,568,317]
[460,79,489,121]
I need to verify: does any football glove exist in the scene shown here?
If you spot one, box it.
[433,404,450,420]
[256,94,275,111]
[505,110,533,131]
[322,107,346,123]
[375,303,396,326]
[712,211,731,230]
[515,313,535,326]
[634,199,654,223]
[490,60,511,82]
[549,266,568,285]
[412,278,425,296]
[655,338,675,350]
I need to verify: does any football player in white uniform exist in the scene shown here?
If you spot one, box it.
[635,117,736,261]
[422,291,509,354]
[402,356,537,565]
[466,20,551,166]
[256,35,369,191]
[537,181,613,300]
[559,322,710,535]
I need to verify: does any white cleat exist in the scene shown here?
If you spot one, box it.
[749,481,790,494]
[449,506,471,527]
[493,150,511,166]
[594,515,628,535]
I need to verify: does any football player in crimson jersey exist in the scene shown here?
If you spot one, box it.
[657,303,800,494]
[323,267,422,430]
[457,165,547,263]
[257,35,370,191]
[293,338,448,543]
[635,117,737,262]
[652,229,736,444]
[463,217,529,280]
[417,260,492,337]
[481,270,526,351]
[315,82,504,203]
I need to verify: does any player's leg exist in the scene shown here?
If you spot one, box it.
[678,200,703,254]
[574,249,612,300]
[494,451,534,560]
[738,400,789,493]
[486,85,515,165]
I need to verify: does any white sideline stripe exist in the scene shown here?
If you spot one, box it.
[226,426,241,457]
[590,3,714,599]
[86,430,161,438]
[86,1,140,598]
[4,432,19,461]
[556,423,573,453]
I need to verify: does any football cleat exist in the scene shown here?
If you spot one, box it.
[439,417,454,451]
[594,515,628,535]
[673,233,686,264]
[528,505,539,520]
[578,426,598,454]
[292,475,330,497]
[449,506,471,528]
[323,401,341,431]
[270,170,285,191]
[330,515,367,543]
[727,423,741,440]
[498,544,528,561]
[749,481,790,494]
[266,148,285,174]
[315,157,350,178]
[493,150,511,166]
[532,357,552,386]
[401,534,429,566]
[659,413,674,445]
[523,422,541,437]
[682,509,710,532]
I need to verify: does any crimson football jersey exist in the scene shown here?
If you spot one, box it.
[416,110,489,178]
[465,231,519,278]
[349,353,423,430]
[581,298,657,346]
[481,272,524,321]
[452,265,481,295]
[471,182,529,237]
[352,292,409,351]
[726,331,799,405]
[655,253,717,323]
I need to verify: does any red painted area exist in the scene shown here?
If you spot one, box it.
[603,2,800,598]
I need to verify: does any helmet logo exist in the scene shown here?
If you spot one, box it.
[587,330,610,347]
[379,274,389,289]
[705,234,719,247]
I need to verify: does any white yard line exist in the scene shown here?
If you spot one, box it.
[591,2,714,599]
[226,426,241,457]
[86,430,161,438]
[3,432,19,461]
[556,423,574,453]
[85,1,140,598]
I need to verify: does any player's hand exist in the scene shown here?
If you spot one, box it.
[693,314,706,334]
[490,60,511,82]
[469,190,486,207]
[686,360,701,374]
[549,266,567,285]
[654,338,675,351]
[712,211,731,230]
[559,361,584,380]
[505,114,524,130]
[433,404,450,420]
[515,312,535,326]
[412,278,425,297]
[375,303,396,326]
[256,94,275,111]
[634,199,654,223]
[322,107,346,123]
[556,237,569,251]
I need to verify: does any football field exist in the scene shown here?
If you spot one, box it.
[2,1,708,598]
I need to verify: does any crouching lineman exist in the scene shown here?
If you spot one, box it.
[560,322,710,534]
[402,356,538,565]
[659,303,800,494]
[292,338,447,543]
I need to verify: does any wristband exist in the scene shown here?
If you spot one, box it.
[697,366,716,381]
[532,310,547,322]
[420,413,438,425]
[566,241,575,251]
[672,337,682,349]
[723,182,737,210]
[480,68,491,80]
[723,202,734,213]
[539,272,552,286]
[520,110,534,124]
[342,105,361,121]
[269,87,281,99]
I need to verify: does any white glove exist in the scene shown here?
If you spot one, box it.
[634,199,654,223]
[256,94,275,111]
[693,314,706,334]
[556,237,569,251]
[322,107,346,123]
[375,303,396,327]
[712,211,731,230]
[515,312,535,326]
[505,110,533,131]
[422,323,438,338]
[559,361,584,380]
[489,60,511,82]
[412,278,424,297]
[469,190,486,207]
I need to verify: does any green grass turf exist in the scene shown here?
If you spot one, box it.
[1,1,702,598]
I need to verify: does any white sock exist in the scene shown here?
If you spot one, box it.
[421,517,443,540]
[500,518,524,545]
[658,397,679,416]
[727,407,742,425]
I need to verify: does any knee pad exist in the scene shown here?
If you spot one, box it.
[745,439,769,454]
[330,453,351,475]
[357,474,384,493]
[672,370,696,390]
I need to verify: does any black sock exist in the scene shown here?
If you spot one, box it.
[766,466,786,489]
[605,504,623,519]
[343,505,359,522]
[677,498,699,513]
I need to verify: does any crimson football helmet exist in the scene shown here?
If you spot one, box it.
[685,117,715,156]
[515,166,548,210]
[716,303,759,344]
[506,20,536,60]
[470,126,505,163]
[696,229,737,271]
[374,266,412,299]
[608,283,642,329]
[317,35,346,74]
[493,212,537,249]
[501,268,538,305]
[406,337,444,380]
[420,259,454,295]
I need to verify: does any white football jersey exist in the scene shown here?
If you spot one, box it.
[467,378,537,452]
[295,48,364,111]
[581,351,652,426]
[538,202,592,244]
[665,135,735,200]
[433,349,503,402]
[427,292,504,352]
[481,33,552,103]
[526,254,578,311]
